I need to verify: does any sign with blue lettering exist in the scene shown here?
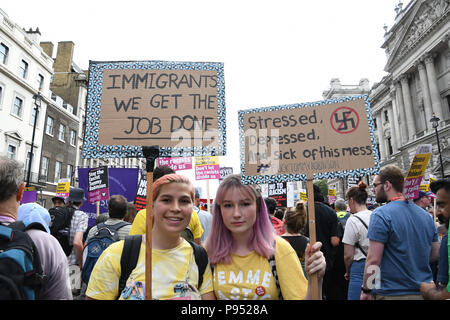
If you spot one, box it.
[81,60,226,159]
[238,95,379,184]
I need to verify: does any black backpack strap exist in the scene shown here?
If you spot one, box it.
[268,240,282,300]
[187,240,209,289]
[353,215,369,230]
[352,215,368,257]
[118,235,142,299]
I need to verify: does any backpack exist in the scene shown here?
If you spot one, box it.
[48,206,75,256]
[81,221,130,285]
[117,235,209,299]
[0,221,47,300]
[180,227,195,242]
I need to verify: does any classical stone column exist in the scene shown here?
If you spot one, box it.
[389,88,400,153]
[387,105,398,153]
[376,112,387,160]
[400,74,416,141]
[424,53,444,123]
[394,81,408,144]
[417,61,434,132]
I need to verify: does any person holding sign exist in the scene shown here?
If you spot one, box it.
[361,166,440,300]
[86,174,215,300]
[205,174,326,300]
[129,166,204,245]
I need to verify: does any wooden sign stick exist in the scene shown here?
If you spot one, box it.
[142,146,160,300]
[306,173,320,300]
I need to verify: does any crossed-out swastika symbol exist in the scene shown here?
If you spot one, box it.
[330,106,360,134]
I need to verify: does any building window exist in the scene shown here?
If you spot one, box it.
[19,60,28,79]
[30,107,39,126]
[12,97,23,117]
[70,129,77,146]
[45,116,54,135]
[384,110,389,122]
[25,150,33,175]
[58,124,66,141]
[0,86,3,109]
[36,74,44,90]
[373,118,377,129]
[387,137,393,155]
[66,164,73,180]
[41,156,49,181]
[7,145,16,159]
[0,43,8,64]
[54,161,61,183]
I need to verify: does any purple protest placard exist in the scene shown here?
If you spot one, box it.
[88,166,109,204]
[20,191,37,204]
[78,167,139,226]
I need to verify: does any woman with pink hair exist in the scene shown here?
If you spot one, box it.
[205,174,326,300]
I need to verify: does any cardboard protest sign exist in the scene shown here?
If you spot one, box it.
[268,182,287,207]
[88,166,110,204]
[158,157,192,171]
[81,60,226,159]
[403,144,432,201]
[195,156,220,180]
[238,95,379,184]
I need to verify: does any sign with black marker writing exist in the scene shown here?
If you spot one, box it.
[81,60,226,159]
[238,95,380,184]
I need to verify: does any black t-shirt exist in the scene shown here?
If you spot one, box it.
[281,235,309,262]
[304,202,339,269]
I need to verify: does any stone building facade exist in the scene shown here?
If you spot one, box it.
[372,0,450,181]
[324,0,450,199]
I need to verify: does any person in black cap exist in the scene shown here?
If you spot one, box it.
[413,190,432,211]
[51,196,66,208]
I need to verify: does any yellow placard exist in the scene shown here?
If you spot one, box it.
[24,186,35,191]
[299,191,308,201]
[406,153,431,179]
[195,156,219,166]
[328,189,337,197]
[419,184,429,192]
[56,182,70,193]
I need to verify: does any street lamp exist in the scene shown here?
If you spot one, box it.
[26,91,42,187]
[430,113,445,179]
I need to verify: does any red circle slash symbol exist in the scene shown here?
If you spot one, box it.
[330,106,360,134]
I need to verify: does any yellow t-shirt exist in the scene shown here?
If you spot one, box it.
[213,236,308,300]
[85,238,213,300]
[129,208,204,240]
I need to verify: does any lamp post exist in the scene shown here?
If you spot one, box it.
[430,113,444,179]
[26,91,42,187]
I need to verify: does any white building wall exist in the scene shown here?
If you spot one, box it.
[0,9,53,181]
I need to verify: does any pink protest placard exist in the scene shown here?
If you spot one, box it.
[158,157,192,171]
[195,165,220,180]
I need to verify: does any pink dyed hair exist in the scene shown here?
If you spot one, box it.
[205,174,275,265]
